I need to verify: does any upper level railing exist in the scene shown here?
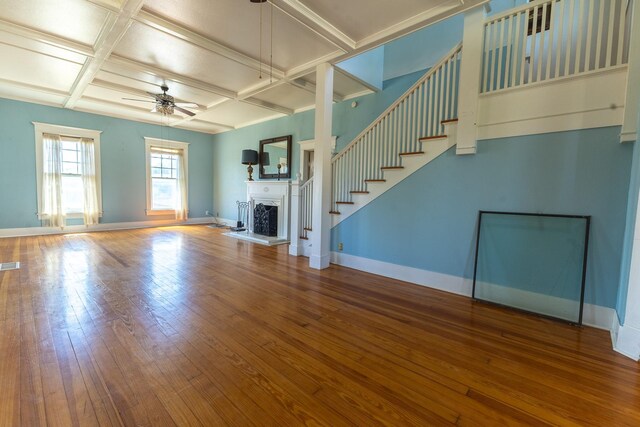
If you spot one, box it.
[330,43,462,212]
[482,0,631,93]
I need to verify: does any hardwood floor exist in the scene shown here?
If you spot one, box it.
[0,225,638,426]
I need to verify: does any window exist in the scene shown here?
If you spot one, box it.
[34,123,102,227]
[145,138,189,219]
[60,138,84,214]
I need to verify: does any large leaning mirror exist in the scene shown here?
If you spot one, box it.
[259,135,292,180]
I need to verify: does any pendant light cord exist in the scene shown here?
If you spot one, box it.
[259,3,263,79]
[270,1,273,83]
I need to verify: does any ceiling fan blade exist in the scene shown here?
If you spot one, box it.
[174,106,196,117]
[175,102,200,109]
[147,91,160,98]
[123,97,156,103]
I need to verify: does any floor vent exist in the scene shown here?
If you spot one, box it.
[0,262,20,271]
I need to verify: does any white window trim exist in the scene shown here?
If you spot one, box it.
[33,122,103,221]
[144,137,189,216]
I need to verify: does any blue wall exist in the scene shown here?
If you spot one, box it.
[337,46,384,90]
[211,70,426,220]
[331,127,632,308]
[0,97,214,229]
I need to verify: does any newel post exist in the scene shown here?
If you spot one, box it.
[289,173,303,256]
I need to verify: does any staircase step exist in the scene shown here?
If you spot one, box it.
[419,134,447,141]
[441,118,458,124]
[350,191,370,194]
[329,211,341,215]
[303,227,312,231]
[299,236,309,240]
[336,201,355,205]
[365,179,386,183]
[399,151,425,156]
[381,166,404,170]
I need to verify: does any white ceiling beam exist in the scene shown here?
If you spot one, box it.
[0,18,94,57]
[108,54,237,99]
[0,77,69,98]
[284,50,344,79]
[334,67,379,94]
[75,97,228,134]
[65,0,146,108]
[90,78,156,100]
[289,77,344,102]
[171,99,237,129]
[134,10,286,80]
[269,0,355,52]
[86,0,122,14]
[242,97,293,116]
[354,0,488,51]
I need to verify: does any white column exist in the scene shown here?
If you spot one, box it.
[289,174,303,256]
[615,190,640,360]
[614,0,640,361]
[310,63,333,270]
[621,0,640,143]
[456,5,486,155]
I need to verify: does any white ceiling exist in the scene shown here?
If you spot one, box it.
[0,0,485,134]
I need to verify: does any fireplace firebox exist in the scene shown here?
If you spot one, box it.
[254,204,278,236]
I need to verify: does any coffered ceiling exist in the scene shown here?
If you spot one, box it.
[0,0,485,134]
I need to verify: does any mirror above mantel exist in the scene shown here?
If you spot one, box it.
[259,135,292,180]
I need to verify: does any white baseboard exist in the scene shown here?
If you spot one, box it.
[310,253,330,270]
[330,251,615,331]
[215,217,237,227]
[0,217,214,238]
[612,319,640,361]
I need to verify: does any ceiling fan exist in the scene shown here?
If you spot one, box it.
[123,84,199,116]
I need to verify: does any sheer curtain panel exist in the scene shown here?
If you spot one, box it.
[42,133,65,228]
[80,138,100,225]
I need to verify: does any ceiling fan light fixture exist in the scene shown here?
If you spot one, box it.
[156,102,174,116]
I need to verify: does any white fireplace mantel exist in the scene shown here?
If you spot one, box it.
[224,180,291,246]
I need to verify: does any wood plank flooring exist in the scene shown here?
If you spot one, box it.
[0,225,638,426]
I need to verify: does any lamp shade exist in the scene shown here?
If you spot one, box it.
[261,152,270,166]
[241,149,258,165]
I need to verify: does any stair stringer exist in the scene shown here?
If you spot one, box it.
[331,122,458,228]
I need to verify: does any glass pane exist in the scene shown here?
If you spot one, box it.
[161,168,173,178]
[474,212,589,323]
[151,167,162,177]
[61,175,84,213]
[152,178,176,210]
[62,162,79,175]
[62,149,78,164]
[151,157,162,168]
[61,140,78,151]
[162,158,172,169]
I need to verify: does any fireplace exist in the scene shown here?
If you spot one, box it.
[254,203,278,236]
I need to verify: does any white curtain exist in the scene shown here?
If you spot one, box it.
[175,150,188,220]
[80,138,100,225]
[42,133,65,228]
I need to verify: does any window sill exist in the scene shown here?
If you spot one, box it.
[38,212,103,220]
[146,209,176,216]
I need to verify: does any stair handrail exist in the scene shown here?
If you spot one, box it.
[300,175,314,190]
[331,42,463,164]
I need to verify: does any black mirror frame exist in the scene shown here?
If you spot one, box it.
[259,135,292,180]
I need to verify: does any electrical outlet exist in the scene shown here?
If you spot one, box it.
[205,210,210,216]
[338,242,343,251]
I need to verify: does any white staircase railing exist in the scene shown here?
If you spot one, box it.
[331,43,463,213]
[299,177,313,239]
[482,0,631,93]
